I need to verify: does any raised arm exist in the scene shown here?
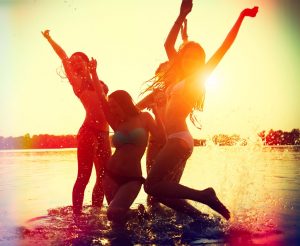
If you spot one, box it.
[136,92,155,111]
[42,30,68,60]
[205,6,259,74]
[42,30,81,88]
[180,19,188,43]
[164,0,193,60]
[89,58,109,95]
[143,108,166,144]
[89,58,116,129]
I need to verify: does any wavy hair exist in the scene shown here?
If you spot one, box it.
[109,90,140,117]
[142,41,206,113]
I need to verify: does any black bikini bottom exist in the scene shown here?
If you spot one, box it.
[105,169,145,186]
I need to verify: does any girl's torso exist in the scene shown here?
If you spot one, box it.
[76,85,109,132]
[108,114,149,177]
[163,79,201,135]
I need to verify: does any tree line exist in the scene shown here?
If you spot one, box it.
[258,128,300,146]
[0,134,77,149]
[0,129,299,149]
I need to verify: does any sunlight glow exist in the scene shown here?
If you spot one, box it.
[0,0,298,137]
[205,74,219,92]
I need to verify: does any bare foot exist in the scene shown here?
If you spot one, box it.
[201,187,230,220]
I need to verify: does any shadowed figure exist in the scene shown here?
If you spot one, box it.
[88,58,165,224]
[42,30,111,215]
[137,19,208,220]
[141,0,258,220]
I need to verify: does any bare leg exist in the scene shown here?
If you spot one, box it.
[72,130,94,215]
[107,181,142,223]
[145,138,164,207]
[158,198,208,219]
[103,174,120,205]
[145,138,230,220]
[92,133,111,208]
[156,158,208,219]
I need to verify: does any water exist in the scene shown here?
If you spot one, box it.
[0,146,299,245]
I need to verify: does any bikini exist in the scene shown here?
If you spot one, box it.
[112,128,148,148]
[106,127,148,185]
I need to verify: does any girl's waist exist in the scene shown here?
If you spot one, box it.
[81,120,109,132]
[165,126,189,136]
[106,160,142,176]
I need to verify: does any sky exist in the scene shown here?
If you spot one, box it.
[0,0,299,139]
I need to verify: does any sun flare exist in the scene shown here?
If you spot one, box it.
[205,74,219,91]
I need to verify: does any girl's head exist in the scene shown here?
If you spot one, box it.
[142,41,206,94]
[108,90,140,119]
[176,41,206,77]
[69,52,90,77]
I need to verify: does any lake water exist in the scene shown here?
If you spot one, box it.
[0,146,299,245]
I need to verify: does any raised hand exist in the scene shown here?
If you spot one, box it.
[179,0,193,18]
[41,29,50,39]
[241,6,259,18]
[89,57,97,73]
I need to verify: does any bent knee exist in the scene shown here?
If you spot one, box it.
[143,179,158,196]
[107,207,127,222]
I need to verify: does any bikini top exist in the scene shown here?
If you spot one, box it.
[112,128,148,148]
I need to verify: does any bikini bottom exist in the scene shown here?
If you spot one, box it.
[105,168,145,186]
[167,130,194,153]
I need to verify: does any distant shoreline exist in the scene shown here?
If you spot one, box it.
[1,145,300,152]
[1,129,299,150]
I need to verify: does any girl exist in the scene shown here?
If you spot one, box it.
[143,0,258,220]
[42,30,111,215]
[88,58,165,223]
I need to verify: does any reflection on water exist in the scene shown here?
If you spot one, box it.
[0,146,299,245]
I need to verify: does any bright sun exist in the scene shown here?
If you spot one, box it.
[205,74,219,91]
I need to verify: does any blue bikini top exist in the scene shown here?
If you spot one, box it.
[112,128,148,148]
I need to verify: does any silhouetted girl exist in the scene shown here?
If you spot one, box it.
[42,30,111,215]
[88,58,165,223]
[143,0,258,220]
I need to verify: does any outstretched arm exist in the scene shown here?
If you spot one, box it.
[164,0,193,60]
[42,30,68,60]
[205,7,258,74]
[136,92,155,110]
[42,30,80,87]
[136,88,166,111]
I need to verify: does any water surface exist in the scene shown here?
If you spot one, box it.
[0,146,299,245]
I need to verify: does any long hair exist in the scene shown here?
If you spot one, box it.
[143,41,206,108]
[142,41,206,128]
[143,41,205,91]
[109,90,140,117]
